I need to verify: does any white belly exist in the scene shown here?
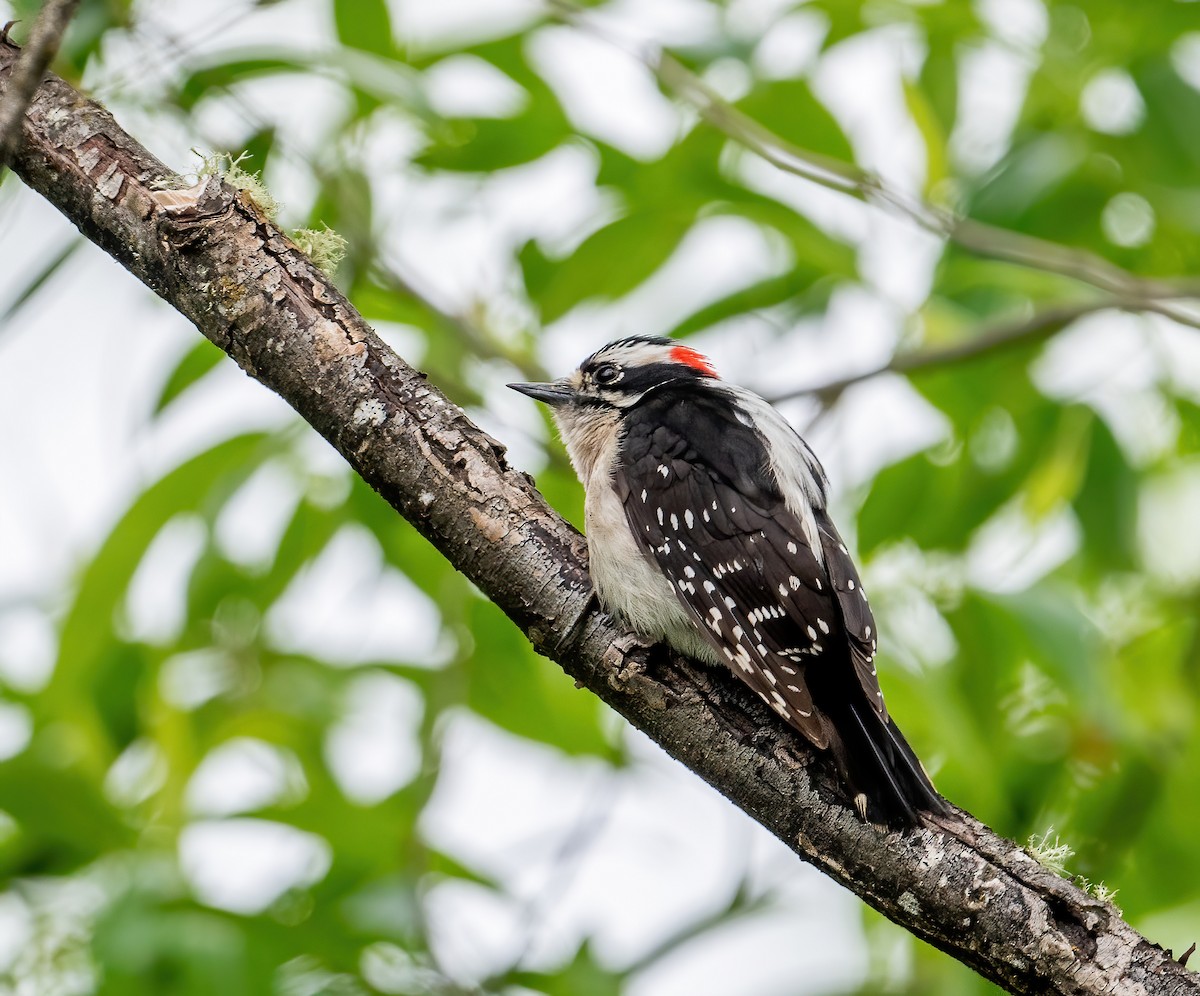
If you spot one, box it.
[584,466,718,665]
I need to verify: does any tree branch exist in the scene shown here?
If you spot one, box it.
[767,299,1108,406]
[2,40,1196,996]
[0,0,78,172]
[548,3,1200,325]
[650,47,1199,312]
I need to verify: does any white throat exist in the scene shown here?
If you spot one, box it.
[551,405,622,486]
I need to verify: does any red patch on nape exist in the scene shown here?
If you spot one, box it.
[670,345,718,378]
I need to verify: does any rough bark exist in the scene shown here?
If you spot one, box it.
[1,39,1196,996]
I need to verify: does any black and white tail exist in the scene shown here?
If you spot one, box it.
[827,698,948,827]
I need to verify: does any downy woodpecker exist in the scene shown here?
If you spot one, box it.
[510,336,946,827]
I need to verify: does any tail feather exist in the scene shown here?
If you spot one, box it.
[827,699,947,828]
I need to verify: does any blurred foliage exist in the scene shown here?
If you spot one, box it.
[3,0,1200,992]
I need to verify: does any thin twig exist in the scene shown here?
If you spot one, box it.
[0,0,79,172]
[658,45,1198,310]
[768,299,1107,406]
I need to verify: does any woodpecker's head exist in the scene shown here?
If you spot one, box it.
[509,336,719,410]
[509,336,720,480]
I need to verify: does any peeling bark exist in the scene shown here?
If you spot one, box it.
[1,39,1197,996]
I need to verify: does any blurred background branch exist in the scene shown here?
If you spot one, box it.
[644,37,1199,310]
[0,0,76,171]
[772,299,1109,405]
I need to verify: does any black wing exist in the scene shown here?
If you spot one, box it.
[613,388,887,749]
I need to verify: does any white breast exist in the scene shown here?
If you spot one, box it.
[582,433,718,664]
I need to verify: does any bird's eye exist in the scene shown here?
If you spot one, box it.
[593,363,620,385]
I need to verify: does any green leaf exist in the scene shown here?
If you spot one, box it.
[461,599,615,760]
[737,78,854,163]
[510,941,626,996]
[1022,406,1092,519]
[154,339,226,415]
[857,447,992,555]
[938,592,1073,827]
[994,585,1104,702]
[1133,61,1200,182]
[859,380,1060,555]
[911,337,1048,433]
[416,111,567,172]
[918,47,960,142]
[0,752,134,876]
[0,237,83,326]
[93,898,257,996]
[333,0,396,57]
[665,271,828,338]
[527,211,695,323]
[49,434,276,762]
[1072,413,1138,571]
[177,58,313,110]
[715,196,857,280]
[904,79,949,197]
